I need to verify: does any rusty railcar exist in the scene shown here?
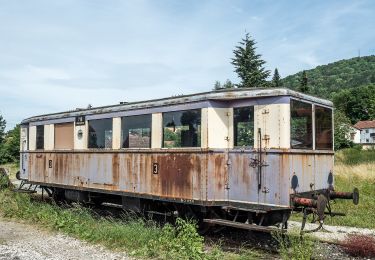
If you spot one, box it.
[19,88,358,232]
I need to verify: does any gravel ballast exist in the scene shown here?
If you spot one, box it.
[0,218,130,260]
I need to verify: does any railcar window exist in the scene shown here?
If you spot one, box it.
[234,107,254,147]
[121,114,151,148]
[36,125,44,150]
[88,119,113,149]
[290,100,313,149]
[315,105,333,149]
[55,123,74,150]
[163,109,201,148]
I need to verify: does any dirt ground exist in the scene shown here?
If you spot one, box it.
[0,218,130,260]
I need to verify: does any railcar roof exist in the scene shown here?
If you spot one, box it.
[21,88,333,124]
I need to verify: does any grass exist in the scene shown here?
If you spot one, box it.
[0,163,18,180]
[273,232,316,260]
[335,148,375,165]
[0,187,265,259]
[323,162,375,228]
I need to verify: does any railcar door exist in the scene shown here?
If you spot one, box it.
[255,103,285,207]
[228,150,259,205]
[228,106,259,206]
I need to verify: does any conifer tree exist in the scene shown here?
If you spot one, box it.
[213,79,235,90]
[222,79,235,89]
[299,70,308,93]
[213,81,221,90]
[0,114,6,144]
[272,68,281,87]
[231,33,270,88]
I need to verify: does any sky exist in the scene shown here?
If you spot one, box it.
[1,0,374,130]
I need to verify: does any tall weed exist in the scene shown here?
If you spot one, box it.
[273,232,315,260]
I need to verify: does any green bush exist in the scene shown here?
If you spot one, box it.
[148,218,205,259]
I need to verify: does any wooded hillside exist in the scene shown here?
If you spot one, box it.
[281,55,375,99]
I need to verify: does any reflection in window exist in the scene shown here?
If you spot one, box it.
[315,106,333,150]
[234,107,254,147]
[163,109,201,148]
[88,119,112,148]
[36,125,44,150]
[291,100,312,149]
[121,114,151,148]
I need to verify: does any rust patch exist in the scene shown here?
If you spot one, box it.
[112,153,119,187]
[157,153,194,199]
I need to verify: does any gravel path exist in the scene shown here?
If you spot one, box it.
[288,221,375,242]
[0,218,130,260]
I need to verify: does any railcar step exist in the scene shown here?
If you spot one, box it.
[12,189,37,194]
[203,219,286,233]
[221,206,268,214]
[145,210,174,217]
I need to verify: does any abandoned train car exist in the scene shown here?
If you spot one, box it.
[19,88,358,231]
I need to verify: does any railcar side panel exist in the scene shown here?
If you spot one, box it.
[25,150,333,209]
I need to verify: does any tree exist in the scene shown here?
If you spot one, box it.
[272,68,281,87]
[222,79,235,89]
[334,110,353,150]
[333,84,375,124]
[0,114,6,144]
[0,124,20,163]
[231,33,270,88]
[299,70,308,93]
[214,81,222,90]
[213,79,235,90]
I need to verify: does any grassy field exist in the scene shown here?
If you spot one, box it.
[335,148,375,165]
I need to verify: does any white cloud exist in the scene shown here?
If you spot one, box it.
[0,0,374,130]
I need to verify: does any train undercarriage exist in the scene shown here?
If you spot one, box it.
[33,183,359,235]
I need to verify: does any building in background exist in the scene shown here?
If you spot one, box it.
[348,125,361,144]
[354,120,375,149]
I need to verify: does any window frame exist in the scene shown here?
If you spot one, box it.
[233,106,255,148]
[87,118,113,149]
[162,109,202,148]
[35,125,44,150]
[290,99,314,150]
[121,114,152,149]
[290,98,334,151]
[314,105,333,150]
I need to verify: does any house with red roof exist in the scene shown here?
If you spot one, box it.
[354,120,375,146]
